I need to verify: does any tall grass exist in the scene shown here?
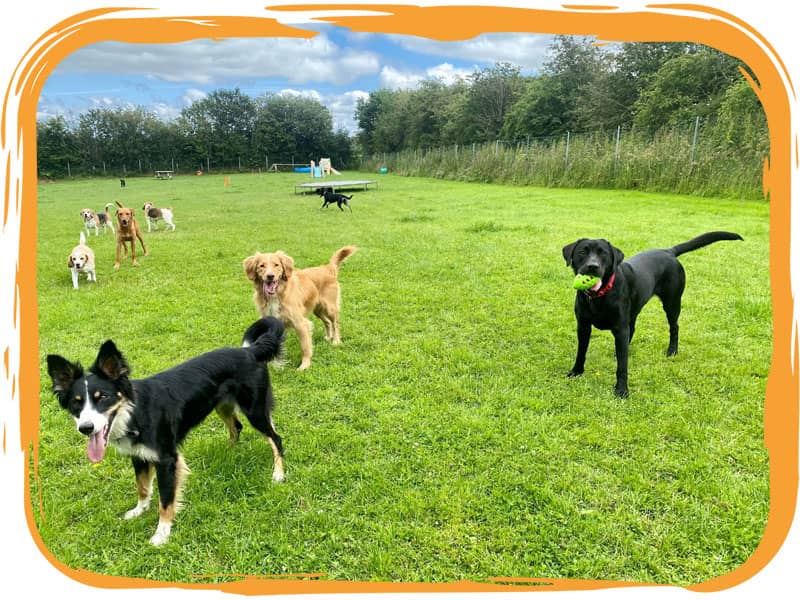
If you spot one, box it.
[362,124,765,200]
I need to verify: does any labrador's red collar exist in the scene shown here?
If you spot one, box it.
[583,273,616,299]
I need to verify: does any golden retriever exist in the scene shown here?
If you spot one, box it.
[243,246,357,369]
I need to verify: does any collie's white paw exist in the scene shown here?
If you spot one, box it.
[149,522,172,546]
[124,498,150,520]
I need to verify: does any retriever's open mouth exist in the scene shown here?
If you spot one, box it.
[262,279,278,296]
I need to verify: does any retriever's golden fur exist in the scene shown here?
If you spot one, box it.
[114,201,148,268]
[243,246,356,369]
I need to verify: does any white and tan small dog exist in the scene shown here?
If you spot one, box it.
[142,202,176,232]
[68,232,96,289]
[80,203,115,236]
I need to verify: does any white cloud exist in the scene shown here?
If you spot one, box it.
[276,88,369,134]
[329,90,370,133]
[389,32,555,73]
[378,62,472,90]
[182,88,208,106]
[58,35,381,86]
[379,65,424,90]
[425,63,473,84]
[39,29,560,132]
[150,102,182,121]
[279,88,323,102]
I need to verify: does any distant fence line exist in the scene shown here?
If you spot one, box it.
[39,154,326,180]
[359,119,767,200]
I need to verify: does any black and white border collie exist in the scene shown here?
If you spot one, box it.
[46,317,286,546]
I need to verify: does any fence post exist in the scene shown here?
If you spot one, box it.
[690,116,700,165]
[614,125,621,173]
[564,131,571,171]
[67,161,71,177]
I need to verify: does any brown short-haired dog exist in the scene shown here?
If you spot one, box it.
[243,246,356,370]
[114,201,148,269]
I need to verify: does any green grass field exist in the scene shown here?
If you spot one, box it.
[33,171,771,586]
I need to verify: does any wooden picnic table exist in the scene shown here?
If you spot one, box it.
[155,170,173,179]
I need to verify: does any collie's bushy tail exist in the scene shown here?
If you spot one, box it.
[241,317,285,362]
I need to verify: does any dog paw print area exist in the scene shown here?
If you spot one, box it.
[13,2,787,597]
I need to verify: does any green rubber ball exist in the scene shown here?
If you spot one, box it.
[573,273,600,290]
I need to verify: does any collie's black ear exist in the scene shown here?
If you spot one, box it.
[562,239,585,267]
[46,355,83,396]
[91,340,130,380]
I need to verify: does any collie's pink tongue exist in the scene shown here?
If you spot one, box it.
[262,280,278,296]
[590,279,603,292]
[87,431,106,463]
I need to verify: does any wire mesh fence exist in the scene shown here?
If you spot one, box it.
[359,119,767,200]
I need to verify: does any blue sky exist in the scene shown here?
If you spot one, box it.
[38,24,557,133]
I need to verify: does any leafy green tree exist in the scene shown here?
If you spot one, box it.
[356,89,399,155]
[253,94,336,165]
[75,108,115,172]
[458,62,524,142]
[177,88,256,169]
[501,75,568,139]
[633,49,741,133]
[404,79,451,149]
[328,128,355,168]
[355,89,413,154]
[37,115,78,177]
[714,79,768,155]
[542,36,602,131]
[437,80,470,145]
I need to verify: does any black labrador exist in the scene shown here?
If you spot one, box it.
[562,231,742,398]
[315,187,353,212]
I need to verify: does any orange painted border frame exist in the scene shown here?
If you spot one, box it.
[4,2,795,595]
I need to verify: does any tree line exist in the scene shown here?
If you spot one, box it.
[37,91,355,178]
[356,37,767,162]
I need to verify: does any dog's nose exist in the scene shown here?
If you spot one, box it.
[78,422,95,436]
[265,274,275,282]
[582,262,602,276]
